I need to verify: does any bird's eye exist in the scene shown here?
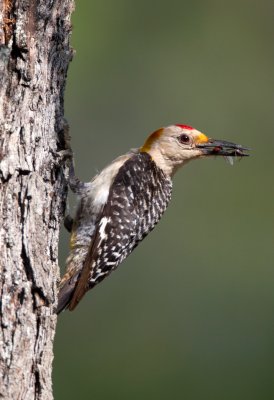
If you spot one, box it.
[179,134,190,144]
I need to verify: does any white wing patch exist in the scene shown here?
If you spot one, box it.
[98,216,110,240]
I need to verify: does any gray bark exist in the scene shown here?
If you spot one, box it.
[0,1,74,399]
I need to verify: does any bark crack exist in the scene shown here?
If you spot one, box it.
[34,369,42,397]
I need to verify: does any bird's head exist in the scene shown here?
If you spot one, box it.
[140,124,249,176]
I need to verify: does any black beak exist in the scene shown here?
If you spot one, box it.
[196,139,250,157]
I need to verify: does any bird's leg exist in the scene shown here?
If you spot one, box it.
[63,183,74,232]
[64,162,91,232]
[68,161,90,194]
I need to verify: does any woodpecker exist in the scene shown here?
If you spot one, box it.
[57,124,249,313]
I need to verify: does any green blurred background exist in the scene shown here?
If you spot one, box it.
[54,1,274,399]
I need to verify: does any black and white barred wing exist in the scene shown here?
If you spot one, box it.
[69,153,172,310]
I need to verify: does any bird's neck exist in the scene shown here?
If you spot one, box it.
[140,148,186,177]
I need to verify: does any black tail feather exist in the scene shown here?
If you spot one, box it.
[57,278,77,314]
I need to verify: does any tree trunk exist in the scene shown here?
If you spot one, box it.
[0,1,74,398]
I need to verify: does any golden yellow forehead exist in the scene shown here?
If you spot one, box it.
[195,132,209,144]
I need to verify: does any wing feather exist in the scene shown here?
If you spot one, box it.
[67,153,172,311]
